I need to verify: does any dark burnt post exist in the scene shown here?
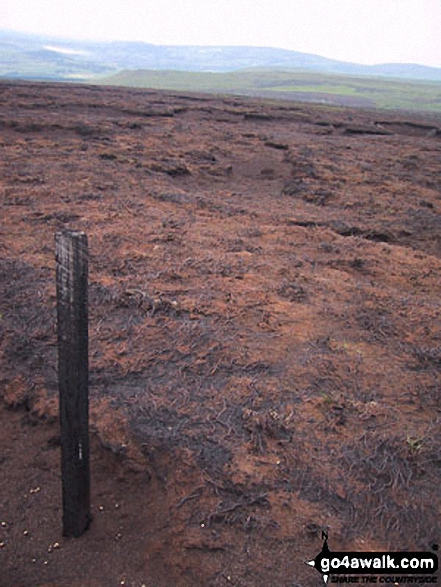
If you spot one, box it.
[55,230,91,537]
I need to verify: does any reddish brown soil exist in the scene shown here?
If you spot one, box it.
[1,81,440,587]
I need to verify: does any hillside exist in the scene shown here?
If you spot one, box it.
[100,68,441,112]
[1,81,440,587]
[2,29,441,82]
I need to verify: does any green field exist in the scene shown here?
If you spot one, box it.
[99,68,441,113]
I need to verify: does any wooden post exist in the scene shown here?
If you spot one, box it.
[55,230,91,537]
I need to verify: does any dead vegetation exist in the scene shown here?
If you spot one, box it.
[0,80,440,586]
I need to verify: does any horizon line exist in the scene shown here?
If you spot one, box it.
[1,27,441,70]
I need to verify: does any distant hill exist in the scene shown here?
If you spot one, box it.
[99,68,441,113]
[2,29,441,82]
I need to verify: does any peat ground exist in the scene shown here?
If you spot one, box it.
[1,81,441,586]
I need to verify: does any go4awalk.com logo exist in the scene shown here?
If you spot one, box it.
[306,533,438,585]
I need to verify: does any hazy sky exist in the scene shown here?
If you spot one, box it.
[2,0,441,67]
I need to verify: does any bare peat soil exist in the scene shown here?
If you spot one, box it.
[1,81,441,587]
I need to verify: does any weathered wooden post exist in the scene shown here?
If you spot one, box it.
[55,230,91,537]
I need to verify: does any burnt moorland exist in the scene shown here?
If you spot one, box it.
[1,81,441,587]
